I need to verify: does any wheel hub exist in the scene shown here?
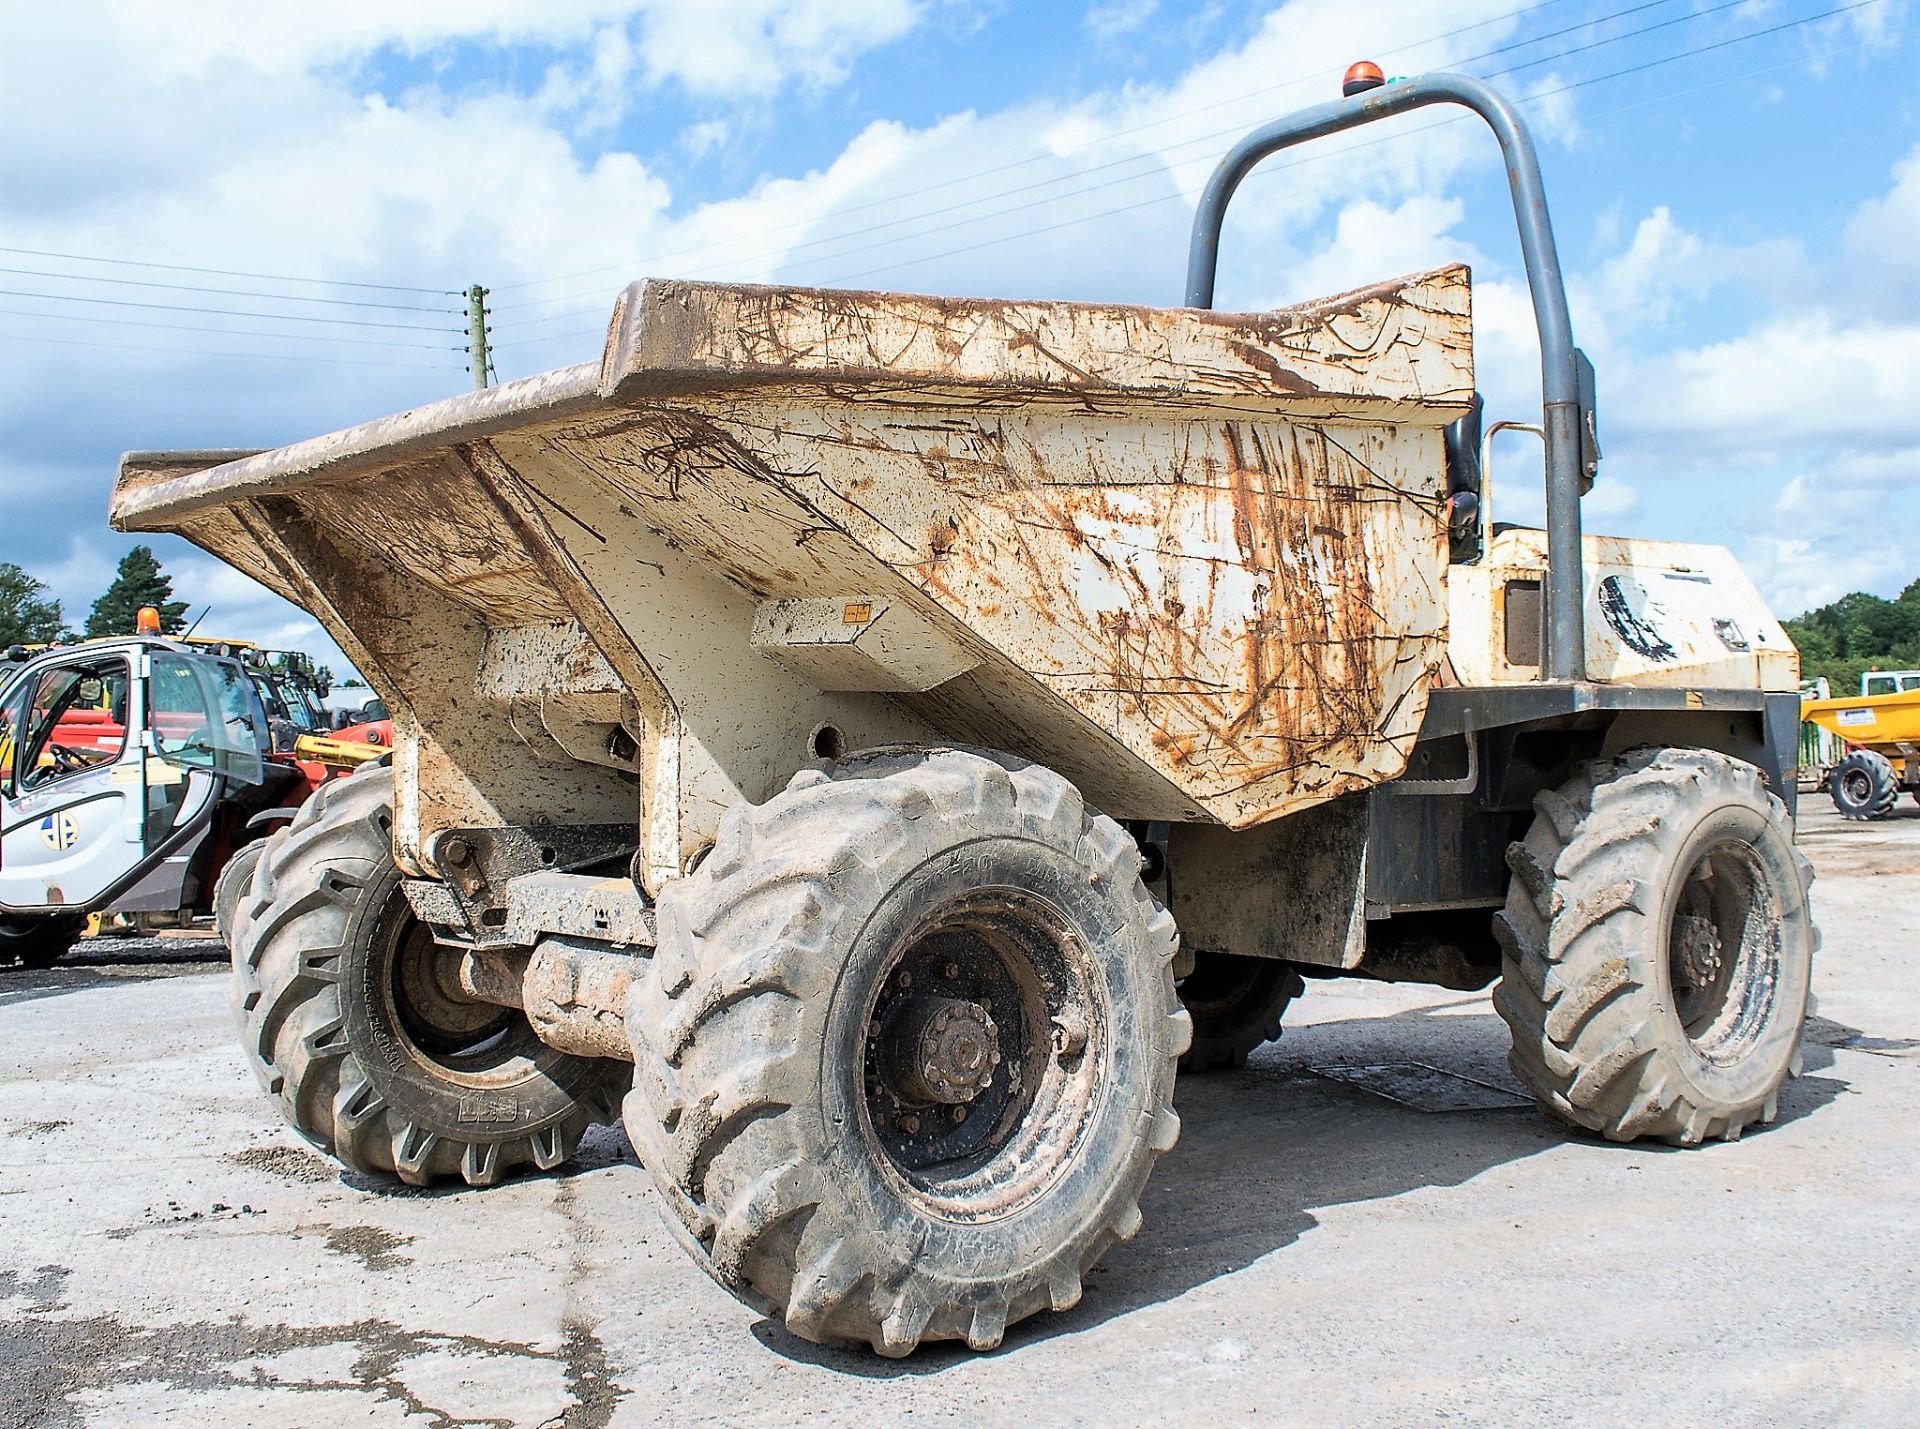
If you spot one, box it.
[882,995,999,1105]
[1672,913,1723,992]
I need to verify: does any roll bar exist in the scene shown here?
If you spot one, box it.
[1185,70,1596,684]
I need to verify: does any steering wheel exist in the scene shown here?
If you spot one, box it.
[46,743,90,774]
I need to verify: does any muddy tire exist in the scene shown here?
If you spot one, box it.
[624,748,1189,1355]
[230,762,627,1187]
[212,840,266,947]
[1493,747,1816,1145]
[1829,750,1898,821]
[1176,952,1304,1072]
[0,915,85,970]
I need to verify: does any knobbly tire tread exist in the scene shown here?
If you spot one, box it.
[1828,749,1899,821]
[1492,746,1816,1146]
[212,839,266,947]
[1176,952,1305,1072]
[623,748,1189,1356]
[229,763,626,1187]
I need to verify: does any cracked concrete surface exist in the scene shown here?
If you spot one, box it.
[2,801,1916,1425]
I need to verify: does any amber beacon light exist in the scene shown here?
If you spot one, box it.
[1341,60,1386,97]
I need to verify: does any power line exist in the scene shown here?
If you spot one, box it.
[0,263,459,314]
[0,328,454,370]
[503,0,1778,316]
[1484,0,1755,79]
[0,287,465,333]
[1540,0,1888,91]
[771,0,1780,285]
[0,305,463,351]
[0,244,456,295]
[497,0,1745,317]
[494,0,1605,301]
[802,0,1891,287]
[503,1,1887,350]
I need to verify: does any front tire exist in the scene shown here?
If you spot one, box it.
[229,763,627,1187]
[624,748,1189,1355]
[1829,750,1898,820]
[1493,747,1815,1145]
[0,915,85,969]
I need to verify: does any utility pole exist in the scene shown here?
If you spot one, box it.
[466,283,491,390]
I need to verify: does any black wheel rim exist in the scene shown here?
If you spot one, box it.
[1839,770,1871,806]
[379,907,539,1077]
[1666,838,1781,1063]
[857,889,1103,1222]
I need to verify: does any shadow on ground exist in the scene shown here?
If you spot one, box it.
[0,937,226,1009]
[753,996,1856,1377]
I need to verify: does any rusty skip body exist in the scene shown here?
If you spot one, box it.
[112,262,1473,890]
[1186,70,1596,685]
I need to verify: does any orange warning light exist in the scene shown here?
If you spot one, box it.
[135,605,162,634]
[1342,60,1386,98]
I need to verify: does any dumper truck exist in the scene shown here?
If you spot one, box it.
[1802,671,1920,818]
[109,68,1816,1355]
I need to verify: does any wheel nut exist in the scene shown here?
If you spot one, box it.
[950,1105,968,1123]
[898,1114,920,1135]
[1050,1012,1088,1059]
[897,971,913,989]
[943,961,961,979]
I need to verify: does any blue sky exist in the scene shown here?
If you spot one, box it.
[1,0,1914,673]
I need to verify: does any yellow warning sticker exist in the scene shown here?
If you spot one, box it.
[842,601,874,625]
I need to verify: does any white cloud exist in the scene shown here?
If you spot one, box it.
[1086,1,1160,41]
[1841,141,1920,318]
[1740,471,1917,618]
[1571,141,1920,613]
[5,0,1912,668]
[1615,319,1920,456]
[91,0,926,97]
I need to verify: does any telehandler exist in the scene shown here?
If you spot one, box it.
[0,606,391,964]
[110,67,1816,1355]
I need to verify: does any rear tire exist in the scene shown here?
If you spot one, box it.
[1493,747,1815,1145]
[1176,952,1304,1072]
[1828,750,1897,820]
[624,748,1189,1355]
[0,915,85,970]
[229,762,627,1187]
[213,840,266,947]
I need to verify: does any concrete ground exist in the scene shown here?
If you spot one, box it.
[3,800,1916,1427]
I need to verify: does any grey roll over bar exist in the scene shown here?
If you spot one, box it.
[1185,69,1596,684]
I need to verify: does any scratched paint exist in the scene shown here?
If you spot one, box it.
[111,265,1473,857]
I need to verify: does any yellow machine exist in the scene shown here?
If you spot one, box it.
[1802,674,1920,819]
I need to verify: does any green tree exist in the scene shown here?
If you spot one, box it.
[0,562,65,646]
[1784,578,1920,694]
[84,545,189,638]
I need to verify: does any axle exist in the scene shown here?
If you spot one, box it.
[445,940,638,1062]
